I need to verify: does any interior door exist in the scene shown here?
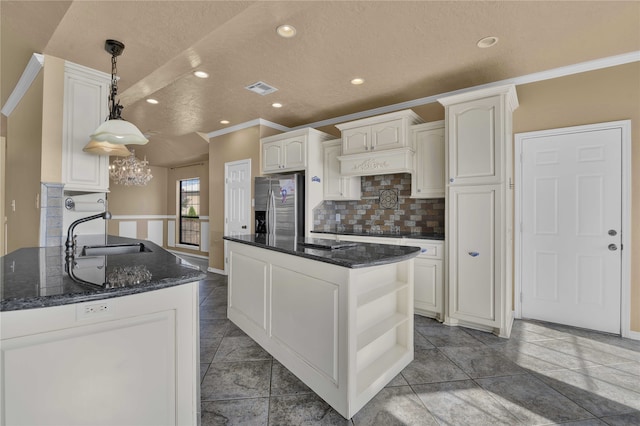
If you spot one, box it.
[225,159,252,271]
[521,127,622,334]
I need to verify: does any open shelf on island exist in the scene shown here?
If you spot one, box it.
[357,281,408,308]
[356,344,409,395]
[357,313,408,351]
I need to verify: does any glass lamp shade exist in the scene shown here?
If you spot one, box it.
[90,119,149,145]
[83,140,132,156]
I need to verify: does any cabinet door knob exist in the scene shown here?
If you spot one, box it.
[468,251,479,257]
[450,178,455,183]
[608,244,618,251]
[608,229,617,236]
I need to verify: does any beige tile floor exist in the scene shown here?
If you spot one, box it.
[197,274,640,426]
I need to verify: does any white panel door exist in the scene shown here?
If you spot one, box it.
[225,159,251,236]
[521,128,622,333]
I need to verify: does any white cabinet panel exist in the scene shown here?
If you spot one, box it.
[447,96,502,185]
[62,63,110,192]
[448,184,503,327]
[411,122,445,198]
[342,128,370,155]
[228,251,268,332]
[323,140,361,200]
[414,258,443,316]
[1,283,200,425]
[371,118,404,151]
[262,136,307,173]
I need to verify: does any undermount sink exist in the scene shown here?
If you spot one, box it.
[81,243,152,256]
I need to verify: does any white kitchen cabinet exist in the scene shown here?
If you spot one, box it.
[0,282,200,425]
[336,110,424,177]
[410,121,445,198]
[61,61,111,192]
[447,185,503,328]
[442,88,518,187]
[262,135,306,173]
[403,238,444,319]
[323,139,361,200]
[439,84,518,338]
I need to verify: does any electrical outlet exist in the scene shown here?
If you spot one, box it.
[336,213,341,222]
[77,301,113,320]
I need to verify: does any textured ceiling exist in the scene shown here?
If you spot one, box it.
[2,1,639,167]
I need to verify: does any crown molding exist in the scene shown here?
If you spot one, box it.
[1,53,45,117]
[207,118,290,139]
[290,50,640,130]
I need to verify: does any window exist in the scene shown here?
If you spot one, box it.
[179,178,200,246]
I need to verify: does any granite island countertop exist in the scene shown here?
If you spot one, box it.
[1,236,206,312]
[224,234,420,268]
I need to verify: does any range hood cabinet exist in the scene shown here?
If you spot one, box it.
[336,109,423,177]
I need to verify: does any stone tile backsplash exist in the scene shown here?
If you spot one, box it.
[313,173,445,234]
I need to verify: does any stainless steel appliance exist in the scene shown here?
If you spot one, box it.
[254,173,304,237]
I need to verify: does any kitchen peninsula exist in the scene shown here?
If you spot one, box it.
[224,234,420,419]
[0,237,205,425]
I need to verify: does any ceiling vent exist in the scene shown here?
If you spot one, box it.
[245,81,278,96]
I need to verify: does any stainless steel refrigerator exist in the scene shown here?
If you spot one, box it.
[254,173,304,237]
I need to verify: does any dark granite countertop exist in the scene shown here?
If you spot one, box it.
[1,236,206,312]
[224,234,420,269]
[311,228,445,241]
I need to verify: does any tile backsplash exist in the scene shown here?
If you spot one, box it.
[313,173,445,234]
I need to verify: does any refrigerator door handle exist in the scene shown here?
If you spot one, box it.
[269,188,277,235]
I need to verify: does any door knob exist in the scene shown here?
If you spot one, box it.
[241,225,247,229]
[608,229,617,236]
[608,244,618,251]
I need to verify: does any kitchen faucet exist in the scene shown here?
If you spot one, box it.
[65,211,112,255]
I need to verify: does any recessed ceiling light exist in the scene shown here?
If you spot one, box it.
[146,98,159,104]
[220,120,230,125]
[276,24,296,38]
[272,102,283,108]
[193,70,209,78]
[350,78,365,85]
[477,36,499,48]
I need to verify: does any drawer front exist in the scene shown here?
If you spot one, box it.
[401,239,442,259]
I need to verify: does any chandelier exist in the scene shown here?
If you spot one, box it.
[109,150,153,186]
[84,39,148,156]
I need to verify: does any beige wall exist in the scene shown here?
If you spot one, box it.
[512,62,640,332]
[40,55,64,183]
[5,73,43,251]
[107,165,168,216]
[209,126,270,270]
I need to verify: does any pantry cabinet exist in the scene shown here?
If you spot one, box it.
[439,84,518,338]
[323,140,361,200]
[61,61,111,192]
[410,121,445,198]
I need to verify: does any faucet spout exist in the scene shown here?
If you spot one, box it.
[65,211,111,254]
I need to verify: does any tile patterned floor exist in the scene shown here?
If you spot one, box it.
[198,274,640,426]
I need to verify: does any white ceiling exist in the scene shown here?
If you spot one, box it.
[2,1,639,167]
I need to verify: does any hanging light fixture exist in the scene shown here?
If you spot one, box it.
[84,39,148,155]
[109,149,153,186]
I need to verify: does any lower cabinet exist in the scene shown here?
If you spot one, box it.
[0,283,200,425]
[447,184,510,333]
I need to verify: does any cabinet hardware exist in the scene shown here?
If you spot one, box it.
[608,244,617,251]
[608,229,617,236]
[468,251,479,257]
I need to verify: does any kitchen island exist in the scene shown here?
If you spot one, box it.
[0,236,205,425]
[224,234,420,419]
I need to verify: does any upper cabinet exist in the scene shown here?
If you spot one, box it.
[62,62,111,192]
[262,135,306,173]
[439,87,518,186]
[411,121,445,198]
[336,110,423,176]
[323,139,361,200]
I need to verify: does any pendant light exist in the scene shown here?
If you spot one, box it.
[84,39,148,155]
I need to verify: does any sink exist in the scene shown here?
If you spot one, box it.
[81,243,152,256]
